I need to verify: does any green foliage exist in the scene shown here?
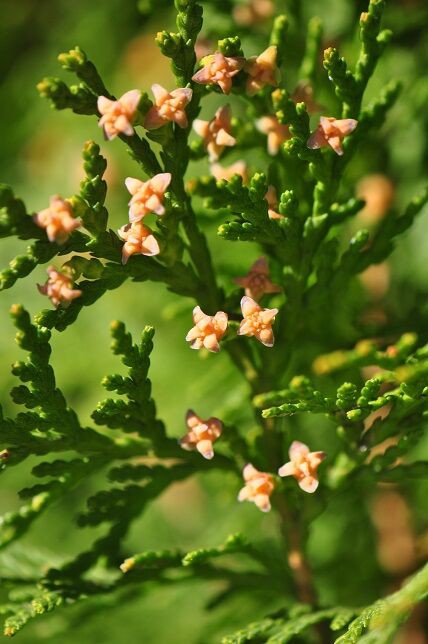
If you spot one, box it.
[335,563,428,643]
[222,605,359,643]
[0,0,427,641]
[120,532,256,572]
[0,311,240,636]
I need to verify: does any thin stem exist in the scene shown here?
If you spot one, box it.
[224,341,259,387]
[181,196,223,311]
[274,492,316,605]
[261,414,317,606]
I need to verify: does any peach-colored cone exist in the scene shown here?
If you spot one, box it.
[98,89,141,140]
[179,410,223,460]
[238,463,275,512]
[278,440,326,493]
[193,105,236,161]
[192,52,245,94]
[125,173,171,222]
[256,116,290,156]
[38,266,82,308]
[185,306,228,352]
[33,195,80,244]
[238,296,278,347]
[307,116,357,156]
[245,46,279,96]
[144,84,192,130]
[118,221,160,263]
[234,257,281,301]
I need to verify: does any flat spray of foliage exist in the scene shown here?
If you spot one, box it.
[0,0,427,641]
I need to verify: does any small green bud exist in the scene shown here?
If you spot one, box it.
[37,78,97,114]
[218,37,243,57]
[346,409,363,421]
[82,141,107,176]
[58,47,110,97]
[300,16,323,82]
[270,15,288,66]
[37,77,72,108]
[279,190,298,217]
[156,31,182,57]
[249,173,268,200]
[58,46,87,71]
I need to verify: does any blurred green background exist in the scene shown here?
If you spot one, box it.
[0,0,427,641]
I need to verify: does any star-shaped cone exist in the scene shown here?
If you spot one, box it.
[33,195,80,244]
[278,441,326,493]
[234,257,281,301]
[38,266,82,308]
[144,84,193,130]
[118,222,160,264]
[193,105,236,161]
[98,89,141,140]
[179,410,223,460]
[238,296,278,347]
[185,306,228,352]
[245,46,279,96]
[125,173,171,223]
[307,116,357,156]
[192,52,245,94]
[256,115,290,156]
[238,463,275,512]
